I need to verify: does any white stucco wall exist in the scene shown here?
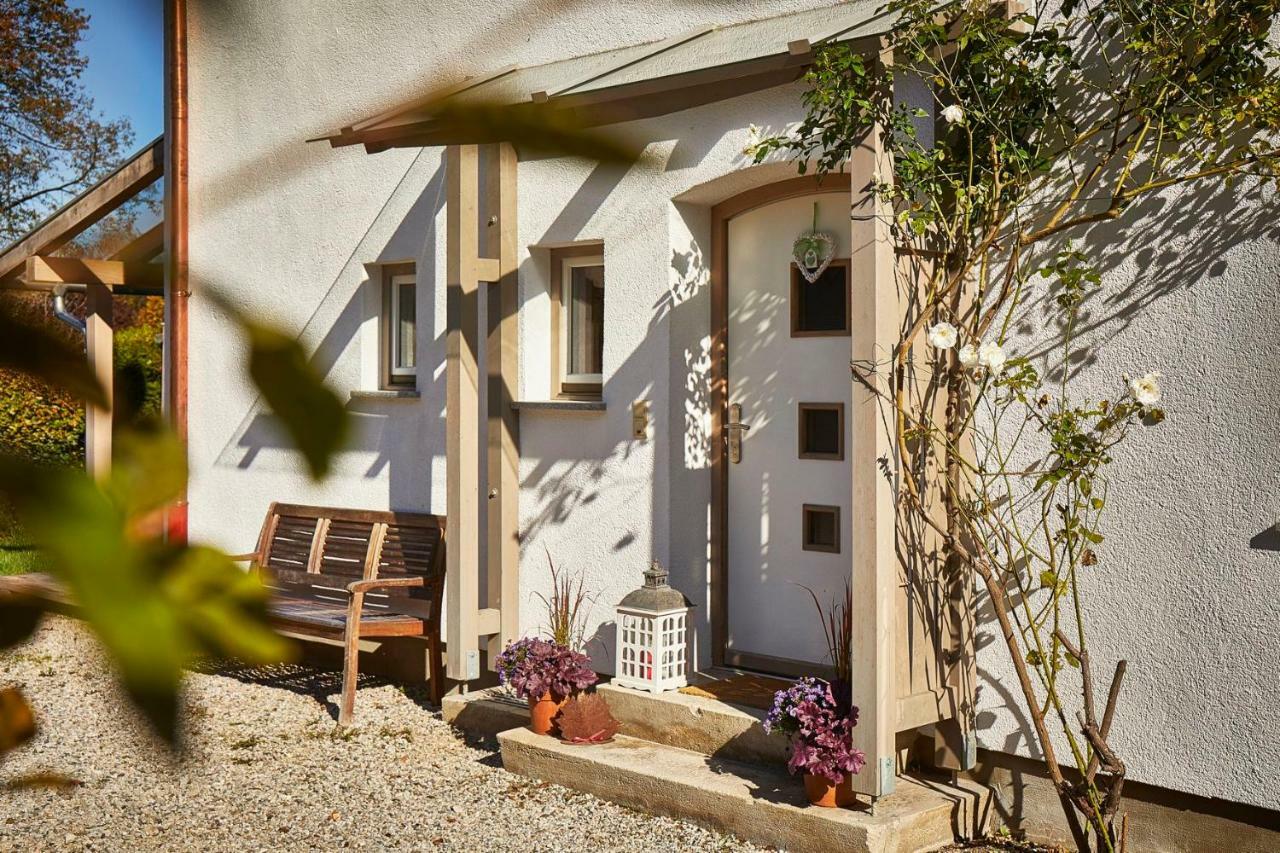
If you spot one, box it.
[187,0,1279,812]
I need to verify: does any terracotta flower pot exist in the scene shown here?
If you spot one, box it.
[803,773,855,808]
[527,690,568,736]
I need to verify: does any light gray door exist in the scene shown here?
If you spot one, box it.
[725,192,852,670]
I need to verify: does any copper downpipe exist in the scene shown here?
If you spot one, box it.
[163,0,189,544]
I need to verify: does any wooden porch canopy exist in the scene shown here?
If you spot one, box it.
[318,0,911,152]
[0,136,165,294]
[0,136,166,481]
[322,0,976,803]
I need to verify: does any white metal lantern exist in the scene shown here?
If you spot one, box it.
[614,561,693,693]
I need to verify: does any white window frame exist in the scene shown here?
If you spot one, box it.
[388,272,417,383]
[560,254,604,387]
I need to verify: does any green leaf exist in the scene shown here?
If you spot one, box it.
[242,320,349,480]
[0,309,107,408]
[1039,570,1059,590]
[0,602,42,649]
[107,428,188,520]
[426,101,641,164]
[0,433,291,747]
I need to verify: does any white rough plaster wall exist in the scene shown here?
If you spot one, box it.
[967,1,1280,813]
[186,0,1280,811]
[976,180,1280,811]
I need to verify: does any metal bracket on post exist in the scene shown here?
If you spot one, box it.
[877,756,896,797]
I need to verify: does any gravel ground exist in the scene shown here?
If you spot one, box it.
[0,617,763,852]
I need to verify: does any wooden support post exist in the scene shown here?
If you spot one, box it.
[446,144,482,683]
[484,142,521,665]
[85,284,113,481]
[848,41,897,800]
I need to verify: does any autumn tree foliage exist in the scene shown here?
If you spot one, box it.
[0,0,135,243]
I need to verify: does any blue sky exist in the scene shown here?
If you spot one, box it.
[76,0,164,146]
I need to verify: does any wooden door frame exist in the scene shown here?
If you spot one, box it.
[708,172,852,675]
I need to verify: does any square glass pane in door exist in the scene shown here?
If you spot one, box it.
[799,403,844,460]
[802,504,841,553]
[791,260,850,336]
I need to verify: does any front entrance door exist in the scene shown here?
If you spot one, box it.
[722,189,852,672]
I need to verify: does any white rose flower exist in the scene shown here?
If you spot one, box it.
[1128,371,1162,405]
[927,322,958,350]
[958,343,980,370]
[942,104,966,125]
[978,341,1007,374]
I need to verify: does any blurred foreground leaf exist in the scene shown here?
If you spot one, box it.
[208,293,348,480]
[0,309,106,407]
[0,428,292,747]
[0,601,41,649]
[0,687,35,756]
[4,772,82,791]
[242,321,348,479]
[428,101,641,163]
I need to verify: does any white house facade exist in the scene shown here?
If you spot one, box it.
[181,0,1280,835]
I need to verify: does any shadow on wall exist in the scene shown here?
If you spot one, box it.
[1013,170,1280,384]
[212,155,447,514]
[515,160,723,665]
[968,134,1280,826]
[1249,523,1280,551]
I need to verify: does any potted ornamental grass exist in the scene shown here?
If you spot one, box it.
[764,677,866,808]
[495,637,597,735]
[496,553,600,735]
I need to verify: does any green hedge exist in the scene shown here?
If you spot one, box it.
[0,321,162,468]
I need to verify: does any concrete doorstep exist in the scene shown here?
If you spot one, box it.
[498,727,987,853]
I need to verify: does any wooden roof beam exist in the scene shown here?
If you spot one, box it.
[0,137,164,284]
[353,48,821,152]
[110,222,164,263]
[18,255,164,295]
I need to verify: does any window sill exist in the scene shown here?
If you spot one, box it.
[350,389,420,401]
[512,399,606,412]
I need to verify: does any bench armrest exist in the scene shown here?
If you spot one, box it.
[228,552,260,562]
[346,576,425,595]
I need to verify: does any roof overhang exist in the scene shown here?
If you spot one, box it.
[319,1,910,153]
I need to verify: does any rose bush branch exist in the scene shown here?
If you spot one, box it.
[753,1,1278,850]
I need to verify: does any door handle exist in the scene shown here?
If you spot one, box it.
[726,403,751,464]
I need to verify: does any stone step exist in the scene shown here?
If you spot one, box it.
[441,687,527,736]
[596,681,790,766]
[499,726,987,853]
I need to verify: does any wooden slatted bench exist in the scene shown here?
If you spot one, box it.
[239,503,447,724]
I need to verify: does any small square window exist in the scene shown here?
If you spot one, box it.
[802,504,841,553]
[382,264,416,387]
[791,259,850,337]
[552,247,604,398]
[799,403,844,460]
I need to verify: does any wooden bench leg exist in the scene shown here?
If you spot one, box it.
[339,592,365,726]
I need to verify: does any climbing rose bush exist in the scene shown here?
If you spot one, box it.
[764,677,866,785]
[494,637,597,700]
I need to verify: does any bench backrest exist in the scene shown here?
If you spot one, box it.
[254,503,447,622]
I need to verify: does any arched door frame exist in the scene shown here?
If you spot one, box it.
[707,172,852,674]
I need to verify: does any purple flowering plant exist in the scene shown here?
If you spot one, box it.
[494,637,597,701]
[763,677,866,785]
